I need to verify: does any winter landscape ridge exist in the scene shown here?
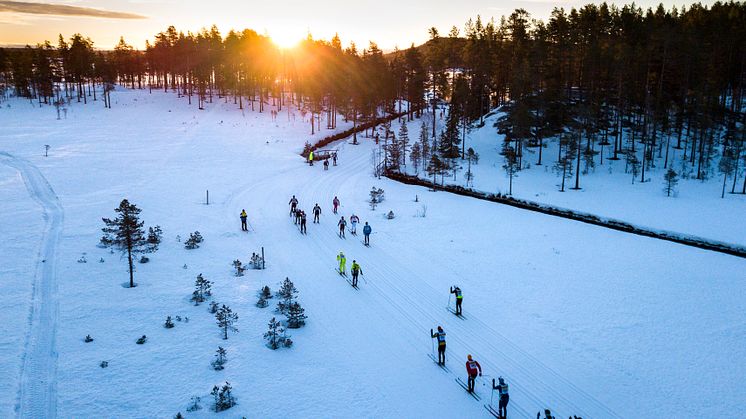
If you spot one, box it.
[1,87,744,418]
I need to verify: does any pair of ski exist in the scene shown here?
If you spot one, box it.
[483,403,503,418]
[361,241,370,247]
[446,307,467,320]
[428,354,482,403]
[345,278,360,290]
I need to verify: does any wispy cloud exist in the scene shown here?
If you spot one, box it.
[0,1,146,19]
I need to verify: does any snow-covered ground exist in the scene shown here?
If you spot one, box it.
[1,89,744,418]
[396,111,746,246]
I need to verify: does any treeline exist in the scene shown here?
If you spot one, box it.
[0,2,744,193]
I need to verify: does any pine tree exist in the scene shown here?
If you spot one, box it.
[419,119,430,170]
[398,121,410,168]
[210,381,236,412]
[164,316,175,328]
[663,168,679,197]
[285,301,307,328]
[101,199,149,288]
[184,231,203,249]
[264,317,284,349]
[191,274,213,305]
[554,135,575,192]
[146,225,162,252]
[502,141,519,195]
[426,154,443,186]
[232,259,244,276]
[211,346,227,370]
[215,305,238,339]
[276,277,297,314]
[410,141,422,174]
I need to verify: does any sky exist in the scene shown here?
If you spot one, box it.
[0,0,719,51]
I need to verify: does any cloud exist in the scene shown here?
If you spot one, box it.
[0,1,146,19]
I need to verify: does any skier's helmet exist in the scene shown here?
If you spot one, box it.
[437,326,443,331]
[467,354,473,360]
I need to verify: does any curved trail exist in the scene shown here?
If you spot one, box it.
[220,136,619,417]
[1,152,62,419]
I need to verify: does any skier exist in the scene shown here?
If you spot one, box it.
[362,222,372,246]
[350,214,360,235]
[338,216,347,238]
[450,286,463,315]
[351,260,362,287]
[308,150,314,166]
[430,326,446,365]
[465,354,482,393]
[240,209,248,232]
[337,251,346,275]
[492,377,509,419]
[295,208,302,225]
[312,203,321,223]
[300,211,307,234]
[332,152,338,166]
[324,159,329,170]
[332,196,340,214]
[288,195,298,216]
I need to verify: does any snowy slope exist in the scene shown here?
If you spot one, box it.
[1,89,745,418]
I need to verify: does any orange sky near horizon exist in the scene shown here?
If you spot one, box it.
[0,0,720,51]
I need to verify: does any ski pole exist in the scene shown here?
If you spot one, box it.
[447,293,452,309]
[430,329,434,355]
[361,273,368,284]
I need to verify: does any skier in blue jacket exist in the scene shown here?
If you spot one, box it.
[362,222,372,245]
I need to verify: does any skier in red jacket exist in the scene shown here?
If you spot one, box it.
[465,354,482,393]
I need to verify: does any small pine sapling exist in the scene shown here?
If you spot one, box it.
[174,413,184,419]
[139,255,149,263]
[100,361,108,368]
[186,396,202,412]
[209,301,219,314]
[232,259,245,276]
[136,335,147,344]
[211,382,236,412]
[663,168,679,197]
[84,334,94,343]
[261,285,272,299]
[190,274,213,305]
[100,199,151,287]
[285,301,307,328]
[215,305,238,340]
[164,316,175,328]
[184,231,203,249]
[211,346,227,370]
[146,225,163,252]
[264,317,284,349]
[256,296,268,308]
[276,277,298,314]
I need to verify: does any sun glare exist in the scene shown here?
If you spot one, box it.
[270,31,302,50]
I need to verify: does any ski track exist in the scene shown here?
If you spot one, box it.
[220,136,620,418]
[1,152,63,419]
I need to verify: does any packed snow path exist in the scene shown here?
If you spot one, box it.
[1,153,62,419]
[222,141,621,418]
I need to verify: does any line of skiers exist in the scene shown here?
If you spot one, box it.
[431,325,510,418]
[285,195,373,245]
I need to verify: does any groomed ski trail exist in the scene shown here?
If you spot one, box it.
[1,153,62,419]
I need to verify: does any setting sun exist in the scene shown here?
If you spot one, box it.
[269,29,304,50]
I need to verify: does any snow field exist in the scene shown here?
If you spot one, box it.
[0,88,744,418]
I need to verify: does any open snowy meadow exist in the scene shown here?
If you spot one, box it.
[1,88,745,418]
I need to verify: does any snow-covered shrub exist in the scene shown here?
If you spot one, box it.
[100,361,108,368]
[211,346,227,371]
[139,255,149,263]
[261,285,272,299]
[232,259,245,276]
[174,413,184,419]
[276,278,297,314]
[184,231,203,249]
[84,335,93,343]
[136,335,147,344]
[211,382,236,412]
[186,396,201,412]
[77,254,87,263]
[369,187,385,210]
[164,316,175,329]
[256,296,268,308]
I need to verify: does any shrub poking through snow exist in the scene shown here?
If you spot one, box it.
[261,285,272,299]
[164,316,175,328]
[186,396,201,412]
[211,346,227,370]
[84,334,93,343]
[215,305,238,340]
[184,231,203,249]
[136,335,147,344]
[232,259,245,276]
[174,413,184,419]
[191,274,212,305]
[100,361,108,368]
[208,301,219,314]
[139,255,149,263]
[256,296,268,308]
[211,382,236,412]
